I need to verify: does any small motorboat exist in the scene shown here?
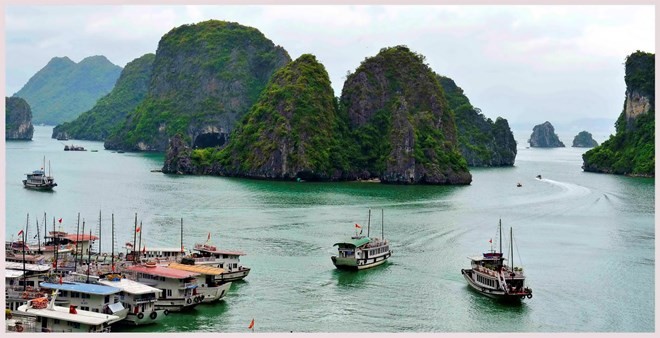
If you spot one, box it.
[516,183,522,187]
[536,175,542,180]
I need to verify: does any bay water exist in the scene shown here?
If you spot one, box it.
[5,126,654,332]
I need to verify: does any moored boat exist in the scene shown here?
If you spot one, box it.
[39,280,128,324]
[123,262,202,312]
[168,262,231,303]
[331,209,392,270]
[460,219,533,302]
[96,273,167,326]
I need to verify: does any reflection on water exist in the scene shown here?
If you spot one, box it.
[332,262,392,288]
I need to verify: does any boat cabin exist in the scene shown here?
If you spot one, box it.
[39,281,127,323]
[124,263,201,312]
[97,273,166,326]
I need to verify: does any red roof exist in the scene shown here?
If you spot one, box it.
[125,264,200,279]
[63,234,98,242]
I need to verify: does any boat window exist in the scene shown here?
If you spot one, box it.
[71,292,80,298]
[81,293,90,299]
[60,290,68,297]
[54,319,60,324]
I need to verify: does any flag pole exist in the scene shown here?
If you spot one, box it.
[111,214,115,272]
[138,221,143,262]
[133,213,137,263]
[23,214,28,291]
[74,213,80,272]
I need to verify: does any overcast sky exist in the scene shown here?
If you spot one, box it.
[4,5,655,133]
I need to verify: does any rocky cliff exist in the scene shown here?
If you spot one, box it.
[5,97,34,140]
[53,54,155,141]
[582,51,654,176]
[572,131,598,148]
[164,54,345,180]
[13,56,122,125]
[340,46,471,184]
[437,75,516,166]
[529,121,565,147]
[105,20,291,151]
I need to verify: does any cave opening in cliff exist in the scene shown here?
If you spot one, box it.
[193,132,226,149]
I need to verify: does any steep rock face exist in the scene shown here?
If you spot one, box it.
[13,56,122,125]
[438,75,517,166]
[164,54,346,180]
[583,51,654,176]
[105,20,291,151]
[163,134,195,174]
[53,54,155,141]
[572,131,598,148]
[340,46,471,184]
[5,97,34,140]
[529,121,565,147]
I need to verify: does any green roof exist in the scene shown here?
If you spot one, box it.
[333,237,371,248]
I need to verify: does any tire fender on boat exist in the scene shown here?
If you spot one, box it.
[186,298,192,305]
[526,293,533,299]
[150,311,157,320]
[137,312,144,319]
[16,325,24,332]
[164,309,170,316]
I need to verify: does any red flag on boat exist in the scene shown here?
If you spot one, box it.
[58,218,62,223]
[142,246,146,254]
[355,224,361,229]
[112,264,115,272]
[18,229,24,236]
[59,275,63,284]
[248,318,254,330]
[136,226,141,233]
[208,232,211,241]
[489,239,492,244]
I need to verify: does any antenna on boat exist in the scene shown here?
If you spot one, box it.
[381,209,384,239]
[510,227,514,270]
[74,213,80,272]
[87,229,92,283]
[180,218,184,253]
[367,209,371,237]
[36,218,41,253]
[133,213,137,262]
[43,212,47,255]
[53,217,58,274]
[23,213,28,291]
[499,219,502,254]
[98,210,102,257]
[111,214,115,272]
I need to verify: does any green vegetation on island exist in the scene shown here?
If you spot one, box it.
[582,51,654,176]
[13,56,122,125]
[105,20,291,151]
[52,54,155,141]
[5,97,34,140]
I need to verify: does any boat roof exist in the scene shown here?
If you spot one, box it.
[62,234,98,241]
[5,261,52,272]
[193,243,245,256]
[468,255,507,262]
[6,270,25,278]
[168,262,224,276]
[125,264,199,279]
[98,278,162,295]
[139,247,185,253]
[40,281,121,295]
[17,304,119,325]
[333,237,371,248]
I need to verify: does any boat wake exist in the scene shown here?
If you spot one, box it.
[539,178,591,199]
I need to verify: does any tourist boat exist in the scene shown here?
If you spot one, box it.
[127,247,187,264]
[168,262,232,303]
[331,209,392,270]
[64,144,86,151]
[23,157,57,190]
[39,280,128,324]
[460,220,533,302]
[123,262,202,312]
[95,273,167,326]
[517,182,522,187]
[13,290,120,332]
[189,239,251,282]
[5,261,52,312]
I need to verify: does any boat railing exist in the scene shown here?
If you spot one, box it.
[132,295,157,303]
[192,256,216,263]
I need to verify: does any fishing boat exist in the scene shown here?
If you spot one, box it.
[64,144,86,151]
[331,209,392,270]
[123,262,202,312]
[188,239,251,282]
[23,157,57,190]
[460,220,533,302]
[168,262,232,303]
[13,290,120,332]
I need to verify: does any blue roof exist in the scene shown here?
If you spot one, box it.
[40,281,121,295]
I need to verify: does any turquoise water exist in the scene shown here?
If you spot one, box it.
[5,126,655,332]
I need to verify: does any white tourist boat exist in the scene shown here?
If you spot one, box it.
[124,262,202,312]
[5,261,52,311]
[96,273,167,326]
[13,290,120,332]
[460,220,533,302]
[39,279,128,324]
[168,262,232,303]
[23,157,57,190]
[188,236,251,282]
[331,209,392,270]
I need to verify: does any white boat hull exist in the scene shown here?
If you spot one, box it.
[122,309,167,326]
[461,269,532,302]
[332,251,391,270]
[197,282,231,303]
[213,268,250,283]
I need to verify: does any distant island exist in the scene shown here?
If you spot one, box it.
[582,51,654,177]
[529,121,565,147]
[572,131,598,148]
[13,55,122,125]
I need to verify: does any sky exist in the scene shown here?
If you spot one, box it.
[4,5,656,135]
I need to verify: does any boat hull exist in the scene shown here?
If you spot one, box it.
[154,297,201,312]
[213,268,250,283]
[122,309,167,326]
[461,269,531,302]
[22,181,57,190]
[331,251,391,270]
[198,282,232,303]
